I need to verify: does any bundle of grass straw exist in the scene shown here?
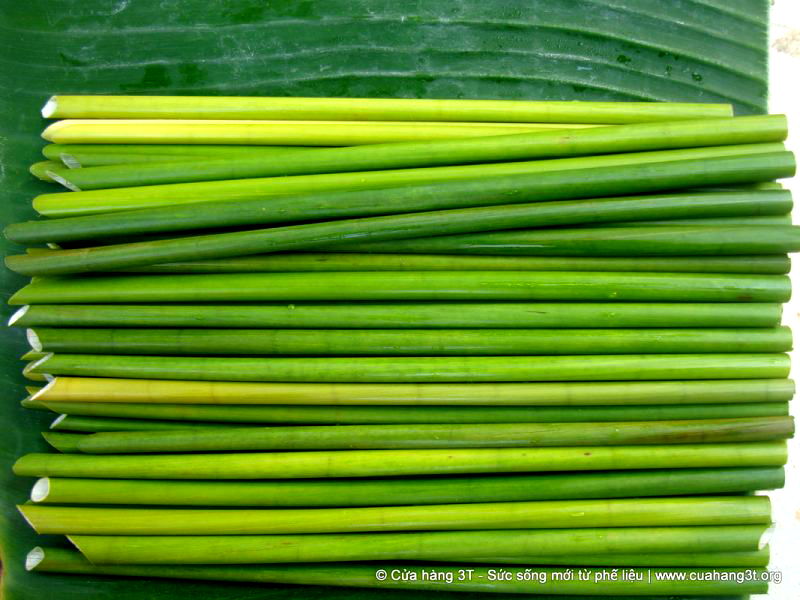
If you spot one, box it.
[6,94,796,597]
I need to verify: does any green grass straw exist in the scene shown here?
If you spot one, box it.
[30,467,785,506]
[66,525,771,564]
[30,144,792,217]
[9,271,792,304]
[27,353,792,383]
[12,442,789,479]
[120,254,793,275]
[27,326,794,356]
[42,417,794,454]
[42,95,734,122]
[9,302,786,329]
[31,377,795,406]
[18,497,771,535]
[38,401,792,425]
[26,547,769,594]
[51,116,787,190]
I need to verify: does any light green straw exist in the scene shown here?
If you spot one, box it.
[42,119,591,146]
[27,327,794,356]
[30,468,785,506]
[66,525,771,564]
[12,442,789,479]
[41,95,734,122]
[10,302,786,329]
[467,551,771,567]
[18,497,771,535]
[27,353,792,383]
[43,144,318,167]
[50,116,788,190]
[31,377,796,406]
[9,271,793,305]
[29,161,62,182]
[30,144,792,217]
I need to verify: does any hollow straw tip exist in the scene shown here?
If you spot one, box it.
[31,478,50,503]
[21,362,40,381]
[45,170,81,191]
[25,547,45,571]
[754,492,773,515]
[785,150,798,177]
[8,306,29,327]
[50,414,67,430]
[26,353,53,377]
[759,524,776,550]
[60,154,82,169]
[41,97,57,119]
[27,328,42,352]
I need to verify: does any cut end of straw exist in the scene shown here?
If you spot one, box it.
[27,352,52,375]
[46,170,81,192]
[759,524,776,550]
[20,395,41,409]
[25,547,45,571]
[41,97,57,119]
[21,362,38,380]
[50,414,67,430]
[29,379,55,404]
[17,505,38,533]
[8,305,29,327]
[30,478,50,503]
[66,535,86,557]
[42,431,82,453]
[60,153,82,169]
[27,329,42,352]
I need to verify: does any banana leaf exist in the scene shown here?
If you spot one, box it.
[0,1,769,599]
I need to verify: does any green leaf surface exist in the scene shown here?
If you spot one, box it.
[0,1,768,599]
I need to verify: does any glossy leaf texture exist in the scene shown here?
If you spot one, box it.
[0,1,769,599]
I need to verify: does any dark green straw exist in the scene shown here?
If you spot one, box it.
[42,417,794,454]
[66,525,771,564]
[26,547,768,594]
[39,402,791,425]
